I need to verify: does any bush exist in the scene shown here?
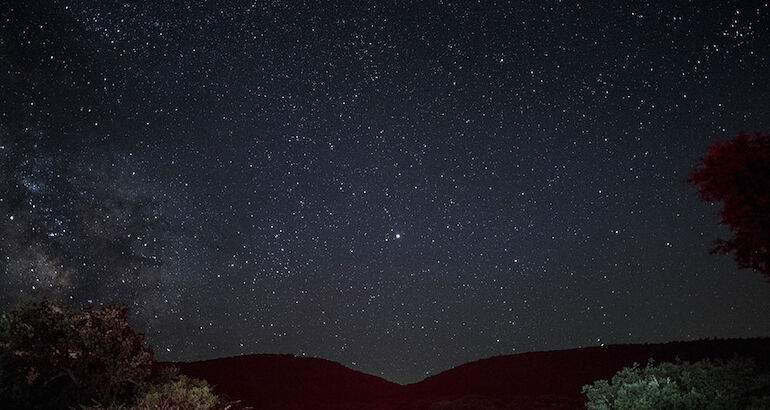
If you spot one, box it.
[582,357,770,410]
[135,374,220,410]
[0,299,247,410]
[76,373,221,410]
[0,299,154,409]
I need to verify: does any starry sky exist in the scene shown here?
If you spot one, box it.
[2,1,770,384]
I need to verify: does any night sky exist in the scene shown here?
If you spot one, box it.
[2,1,770,384]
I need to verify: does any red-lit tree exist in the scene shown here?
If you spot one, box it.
[688,131,770,278]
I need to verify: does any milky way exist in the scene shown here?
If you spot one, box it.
[2,1,770,383]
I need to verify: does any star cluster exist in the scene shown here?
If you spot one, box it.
[2,1,770,383]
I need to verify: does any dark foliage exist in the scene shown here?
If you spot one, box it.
[0,300,244,410]
[583,357,770,409]
[0,299,154,409]
[689,131,770,278]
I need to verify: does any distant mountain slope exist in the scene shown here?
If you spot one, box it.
[404,338,770,409]
[172,354,401,409]
[169,338,770,410]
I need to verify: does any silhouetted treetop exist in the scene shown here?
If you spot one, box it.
[689,131,770,278]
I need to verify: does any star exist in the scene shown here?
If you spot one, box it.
[3,0,769,386]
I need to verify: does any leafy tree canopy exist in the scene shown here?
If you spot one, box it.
[689,131,770,278]
[0,299,154,409]
[583,357,770,410]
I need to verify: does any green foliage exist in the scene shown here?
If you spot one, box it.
[582,357,770,410]
[135,374,220,410]
[76,373,220,410]
[0,299,154,409]
[0,300,244,410]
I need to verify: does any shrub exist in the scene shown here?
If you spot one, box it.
[0,300,247,410]
[76,373,220,410]
[135,374,220,410]
[582,357,770,410]
[0,299,154,409]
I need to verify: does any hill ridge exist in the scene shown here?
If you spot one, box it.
[169,337,770,410]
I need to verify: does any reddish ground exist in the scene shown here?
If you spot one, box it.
[168,338,770,409]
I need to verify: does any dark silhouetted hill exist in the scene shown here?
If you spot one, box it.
[171,354,401,409]
[168,338,770,409]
